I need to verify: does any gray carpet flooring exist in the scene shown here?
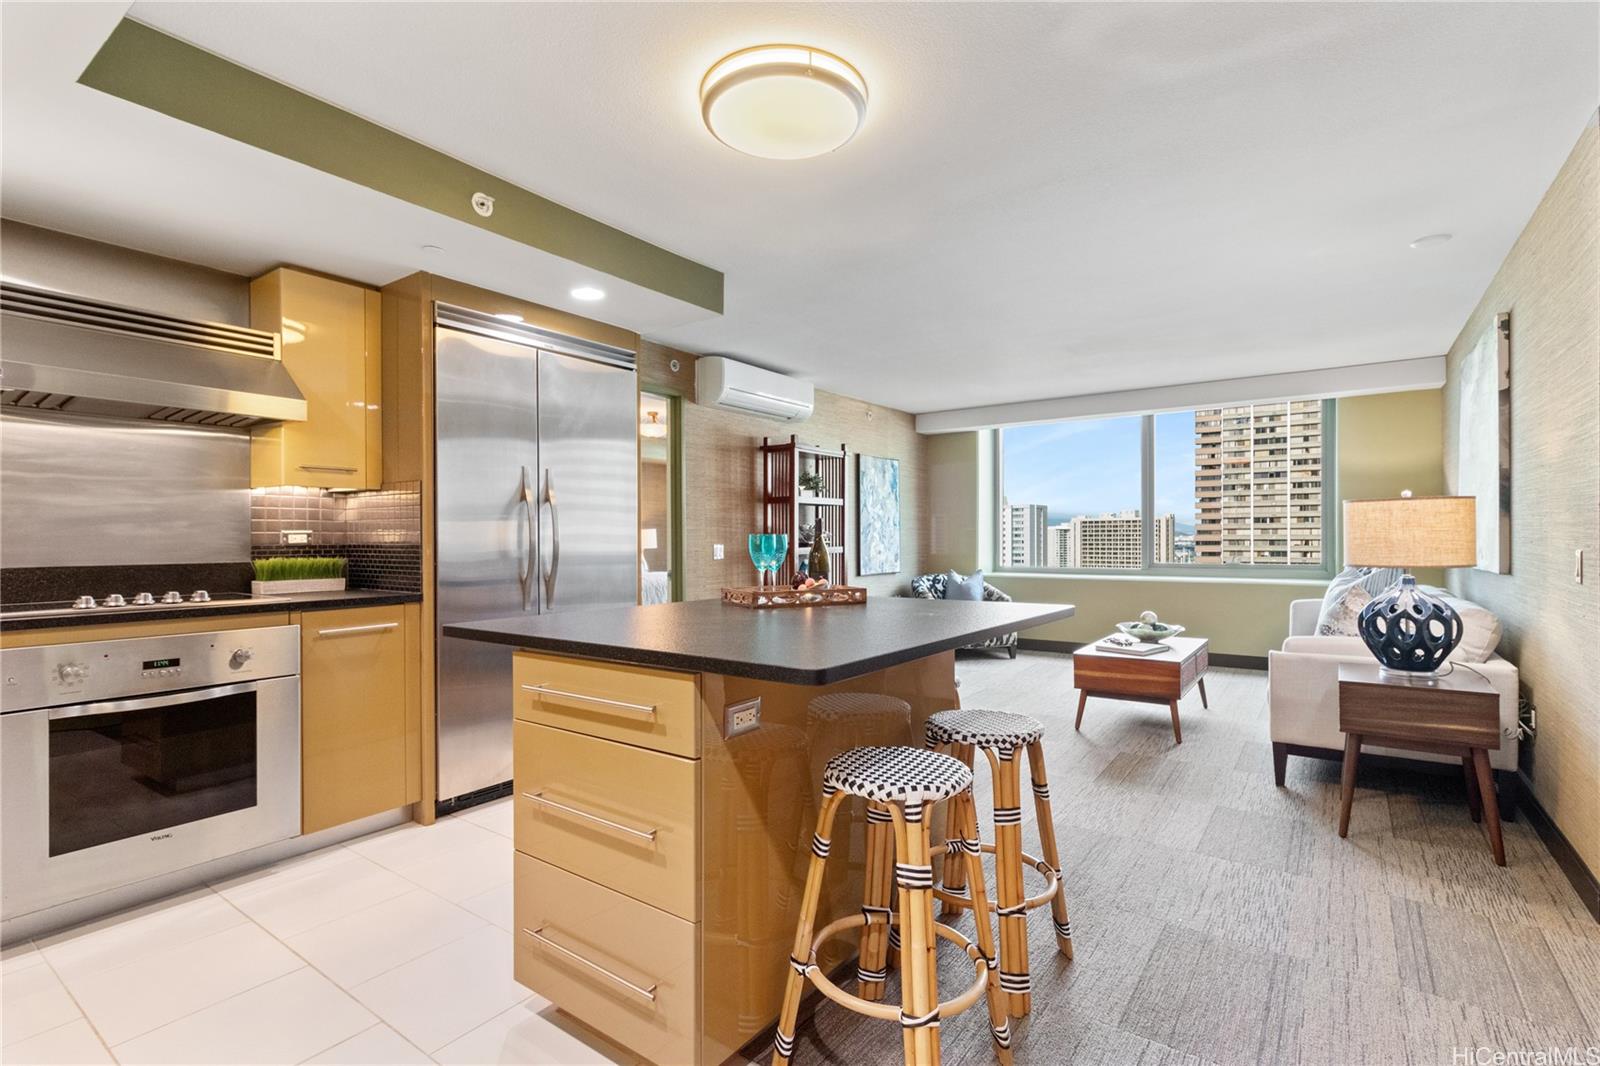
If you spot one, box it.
[787,652,1600,1066]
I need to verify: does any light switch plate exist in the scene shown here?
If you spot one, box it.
[713,543,724,560]
[724,697,761,738]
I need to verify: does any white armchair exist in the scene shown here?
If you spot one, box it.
[1267,597,1521,814]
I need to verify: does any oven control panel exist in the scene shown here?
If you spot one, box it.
[1,626,300,713]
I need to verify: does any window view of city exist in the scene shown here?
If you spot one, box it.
[999,401,1325,569]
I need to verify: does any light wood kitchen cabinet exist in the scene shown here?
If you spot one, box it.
[251,268,382,489]
[296,603,418,834]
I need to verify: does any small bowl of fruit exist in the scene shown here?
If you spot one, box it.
[794,576,830,602]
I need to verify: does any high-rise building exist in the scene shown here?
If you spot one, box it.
[999,499,1048,567]
[1043,511,1175,568]
[1193,401,1323,564]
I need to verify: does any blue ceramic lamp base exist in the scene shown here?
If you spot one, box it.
[1357,574,1464,678]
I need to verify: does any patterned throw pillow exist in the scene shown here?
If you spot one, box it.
[1317,583,1372,636]
[1315,566,1402,635]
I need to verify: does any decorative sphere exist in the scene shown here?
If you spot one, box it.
[1140,610,1159,624]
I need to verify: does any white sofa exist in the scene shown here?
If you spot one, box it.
[1267,596,1521,812]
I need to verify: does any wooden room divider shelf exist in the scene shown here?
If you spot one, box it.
[761,435,848,586]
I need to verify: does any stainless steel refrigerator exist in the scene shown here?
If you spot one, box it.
[433,305,639,808]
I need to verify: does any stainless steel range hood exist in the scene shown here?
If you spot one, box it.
[0,281,306,427]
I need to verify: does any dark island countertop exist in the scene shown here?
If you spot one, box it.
[0,589,421,633]
[443,597,1075,685]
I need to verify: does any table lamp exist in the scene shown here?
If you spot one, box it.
[1343,492,1477,677]
[640,527,658,568]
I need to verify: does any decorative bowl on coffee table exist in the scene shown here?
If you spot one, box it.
[1116,621,1186,643]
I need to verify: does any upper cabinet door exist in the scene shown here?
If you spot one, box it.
[250,268,380,489]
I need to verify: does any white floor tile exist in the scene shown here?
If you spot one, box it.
[0,961,81,1047]
[346,818,491,872]
[207,843,354,897]
[457,798,514,838]
[285,889,485,987]
[111,967,373,1065]
[0,1019,114,1064]
[65,921,302,1046]
[434,999,631,1065]
[0,942,44,980]
[460,881,514,932]
[351,924,529,1052]
[217,851,415,939]
[302,1023,433,1065]
[391,830,512,903]
[36,888,246,985]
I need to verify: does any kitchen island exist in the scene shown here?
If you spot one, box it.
[445,596,1073,1066]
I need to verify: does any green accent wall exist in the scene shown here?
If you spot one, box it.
[79,18,723,314]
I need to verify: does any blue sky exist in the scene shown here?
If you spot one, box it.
[1002,413,1198,530]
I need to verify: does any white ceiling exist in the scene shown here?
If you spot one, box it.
[4,3,1596,416]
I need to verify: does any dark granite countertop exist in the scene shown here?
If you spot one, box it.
[443,597,1075,685]
[0,589,421,633]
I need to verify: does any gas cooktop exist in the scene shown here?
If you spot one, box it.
[0,590,286,620]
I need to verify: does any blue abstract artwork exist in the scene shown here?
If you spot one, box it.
[857,454,901,575]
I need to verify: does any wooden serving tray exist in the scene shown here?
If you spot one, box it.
[722,584,868,609]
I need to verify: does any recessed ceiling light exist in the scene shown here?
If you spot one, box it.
[494,313,525,323]
[570,286,605,301]
[1409,233,1453,249]
[701,44,867,160]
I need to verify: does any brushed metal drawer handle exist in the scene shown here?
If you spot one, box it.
[524,926,658,1002]
[520,683,656,719]
[523,791,658,843]
[316,622,399,637]
[298,464,359,474]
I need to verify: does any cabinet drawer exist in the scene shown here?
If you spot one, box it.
[514,722,697,919]
[513,652,699,757]
[515,853,697,1066]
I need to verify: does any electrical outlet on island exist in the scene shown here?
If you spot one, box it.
[724,697,761,738]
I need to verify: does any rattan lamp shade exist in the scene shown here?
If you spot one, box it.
[1343,495,1476,568]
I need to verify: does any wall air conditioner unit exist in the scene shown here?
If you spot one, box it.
[696,356,814,423]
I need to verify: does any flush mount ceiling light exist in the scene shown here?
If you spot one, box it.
[700,45,867,160]
[640,410,667,438]
[1409,233,1453,249]
[570,286,606,301]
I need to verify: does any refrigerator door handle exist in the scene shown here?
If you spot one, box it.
[540,468,561,606]
[519,466,536,611]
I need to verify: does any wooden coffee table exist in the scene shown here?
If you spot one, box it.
[1073,636,1209,744]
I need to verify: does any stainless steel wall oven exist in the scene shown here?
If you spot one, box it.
[1,626,300,919]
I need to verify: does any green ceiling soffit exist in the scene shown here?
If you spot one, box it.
[79,18,723,314]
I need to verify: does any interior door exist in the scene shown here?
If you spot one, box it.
[434,327,538,803]
[536,350,639,611]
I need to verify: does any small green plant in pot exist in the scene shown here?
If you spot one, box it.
[798,470,826,496]
[252,556,347,595]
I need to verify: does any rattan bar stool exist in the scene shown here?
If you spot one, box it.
[925,709,1074,1018]
[772,745,1013,1066]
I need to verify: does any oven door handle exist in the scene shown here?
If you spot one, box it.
[46,680,269,721]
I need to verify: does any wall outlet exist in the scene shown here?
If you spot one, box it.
[724,697,761,738]
[281,529,313,545]
[713,543,724,560]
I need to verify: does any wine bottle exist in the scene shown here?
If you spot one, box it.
[808,529,830,580]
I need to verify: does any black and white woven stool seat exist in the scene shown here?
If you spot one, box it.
[926,709,1044,750]
[822,746,973,804]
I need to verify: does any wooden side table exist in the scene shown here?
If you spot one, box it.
[1073,636,1209,744]
[1336,661,1505,865]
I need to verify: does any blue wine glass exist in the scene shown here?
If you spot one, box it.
[747,534,765,588]
[769,534,789,582]
[759,534,781,585]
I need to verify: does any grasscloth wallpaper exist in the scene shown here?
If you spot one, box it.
[638,343,929,601]
[1443,116,1599,876]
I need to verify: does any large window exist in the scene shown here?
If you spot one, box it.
[997,399,1333,574]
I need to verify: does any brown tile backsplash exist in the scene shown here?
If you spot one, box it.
[250,482,423,593]
[251,481,421,549]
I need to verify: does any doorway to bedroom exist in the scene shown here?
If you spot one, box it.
[639,391,682,603]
